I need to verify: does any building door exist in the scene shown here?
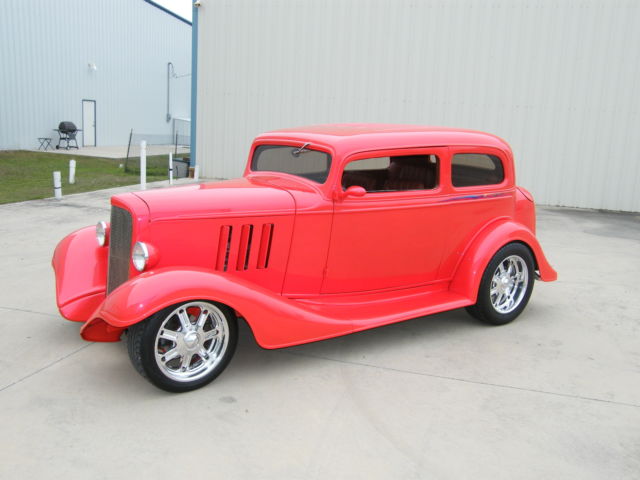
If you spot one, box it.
[82,100,96,146]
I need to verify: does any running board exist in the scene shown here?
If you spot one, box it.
[294,288,472,331]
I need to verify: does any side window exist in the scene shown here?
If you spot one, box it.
[342,155,439,192]
[451,153,504,187]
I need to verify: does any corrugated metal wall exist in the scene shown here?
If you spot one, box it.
[196,0,640,212]
[0,0,191,149]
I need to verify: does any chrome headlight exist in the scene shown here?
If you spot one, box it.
[96,221,109,246]
[132,242,149,272]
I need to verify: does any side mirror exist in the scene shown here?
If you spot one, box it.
[343,185,366,199]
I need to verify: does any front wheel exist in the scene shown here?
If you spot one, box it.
[127,300,238,392]
[466,243,535,325]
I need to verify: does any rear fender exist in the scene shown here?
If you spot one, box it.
[84,268,351,348]
[450,220,557,302]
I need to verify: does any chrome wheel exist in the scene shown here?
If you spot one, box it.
[154,301,230,383]
[490,255,529,314]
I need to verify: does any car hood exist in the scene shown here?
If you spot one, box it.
[131,177,296,221]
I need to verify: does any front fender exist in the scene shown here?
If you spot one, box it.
[83,268,352,348]
[449,220,557,302]
[52,225,107,322]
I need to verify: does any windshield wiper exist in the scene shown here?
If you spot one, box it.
[292,142,310,157]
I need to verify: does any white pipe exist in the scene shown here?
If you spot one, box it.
[169,152,174,185]
[194,165,200,181]
[53,171,62,199]
[69,159,76,184]
[140,140,147,190]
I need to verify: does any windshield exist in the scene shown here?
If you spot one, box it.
[251,145,332,184]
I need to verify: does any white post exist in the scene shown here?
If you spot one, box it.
[53,171,62,199]
[140,140,147,190]
[194,165,200,181]
[168,152,174,185]
[69,159,76,184]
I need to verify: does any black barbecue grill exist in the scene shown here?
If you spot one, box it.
[54,121,82,150]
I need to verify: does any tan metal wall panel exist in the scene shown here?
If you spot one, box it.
[197,0,640,212]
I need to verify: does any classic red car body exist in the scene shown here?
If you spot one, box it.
[53,124,556,349]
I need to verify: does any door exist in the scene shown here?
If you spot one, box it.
[82,100,96,146]
[321,148,449,294]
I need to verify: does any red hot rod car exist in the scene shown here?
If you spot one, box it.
[53,124,557,392]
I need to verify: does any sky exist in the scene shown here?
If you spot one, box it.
[153,0,192,22]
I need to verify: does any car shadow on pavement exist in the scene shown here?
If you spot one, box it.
[59,305,538,396]
[225,308,482,380]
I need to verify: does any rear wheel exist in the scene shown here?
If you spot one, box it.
[466,243,535,325]
[127,300,237,392]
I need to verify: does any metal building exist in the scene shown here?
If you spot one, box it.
[0,0,191,150]
[194,0,639,212]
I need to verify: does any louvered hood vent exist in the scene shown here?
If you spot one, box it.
[216,223,274,272]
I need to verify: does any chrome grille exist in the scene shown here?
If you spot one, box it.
[107,206,133,294]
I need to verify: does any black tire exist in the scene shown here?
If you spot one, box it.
[465,243,535,325]
[127,300,238,393]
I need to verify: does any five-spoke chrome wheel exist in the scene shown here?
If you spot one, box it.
[154,302,230,382]
[466,243,535,325]
[127,300,238,392]
[489,255,529,314]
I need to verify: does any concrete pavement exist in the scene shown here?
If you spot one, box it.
[0,184,638,479]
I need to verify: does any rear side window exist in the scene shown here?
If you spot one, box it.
[251,145,331,183]
[452,154,504,187]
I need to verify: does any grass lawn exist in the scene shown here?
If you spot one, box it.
[0,150,181,204]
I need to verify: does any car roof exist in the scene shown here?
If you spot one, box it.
[254,123,512,157]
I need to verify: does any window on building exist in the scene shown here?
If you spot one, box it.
[342,155,439,192]
[451,154,504,187]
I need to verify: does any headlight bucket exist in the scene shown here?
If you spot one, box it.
[96,221,109,247]
[132,242,149,271]
[132,242,158,272]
